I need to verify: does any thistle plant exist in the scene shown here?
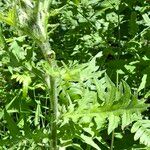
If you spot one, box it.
[0,0,58,149]
[0,0,150,150]
[17,1,58,149]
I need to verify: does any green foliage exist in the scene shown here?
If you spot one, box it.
[0,0,150,149]
[11,73,31,98]
[131,120,150,147]
[58,61,148,148]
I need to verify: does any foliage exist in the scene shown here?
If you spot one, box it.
[0,0,150,149]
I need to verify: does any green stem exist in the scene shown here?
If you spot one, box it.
[40,41,58,150]
[50,76,58,150]
[15,0,57,148]
[110,131,115,150]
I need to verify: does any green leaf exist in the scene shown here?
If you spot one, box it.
[0,7,16,26]
[0,92,21,120]
[11,73,31,98]
[80,134,101,150]
[121,81,131,107]
[134,127,145,141]
[9,40,26,60]
[108,113,120,135]
[121,111,131,129]
[0,25,5,47]
[104,74,117,107]
[0,13,13,26]
[138,74,147,92]
[142,14,150,26]
[22,75,31,98]
[124,65,136,74]
[4,109,20,138]
[93,77,105,102]
[131,120,150,146]
[34,100,41,126]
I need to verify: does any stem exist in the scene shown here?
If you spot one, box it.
[16,0,58,148]
[40,41,58,150]
[50,76,58,150]
[110,131,115,150]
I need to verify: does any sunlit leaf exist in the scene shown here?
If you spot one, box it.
[138,74,147,92]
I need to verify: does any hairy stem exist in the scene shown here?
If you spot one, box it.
[40,41,58,150]
[16,0,58,148]
[50,76,58,150]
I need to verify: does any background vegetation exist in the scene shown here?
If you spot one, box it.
[0,0,150,149]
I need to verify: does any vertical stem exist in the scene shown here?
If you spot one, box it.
[40,41,58,150]
[110,131,115,150]
[50,76,58,150]
[13,0,57,148]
